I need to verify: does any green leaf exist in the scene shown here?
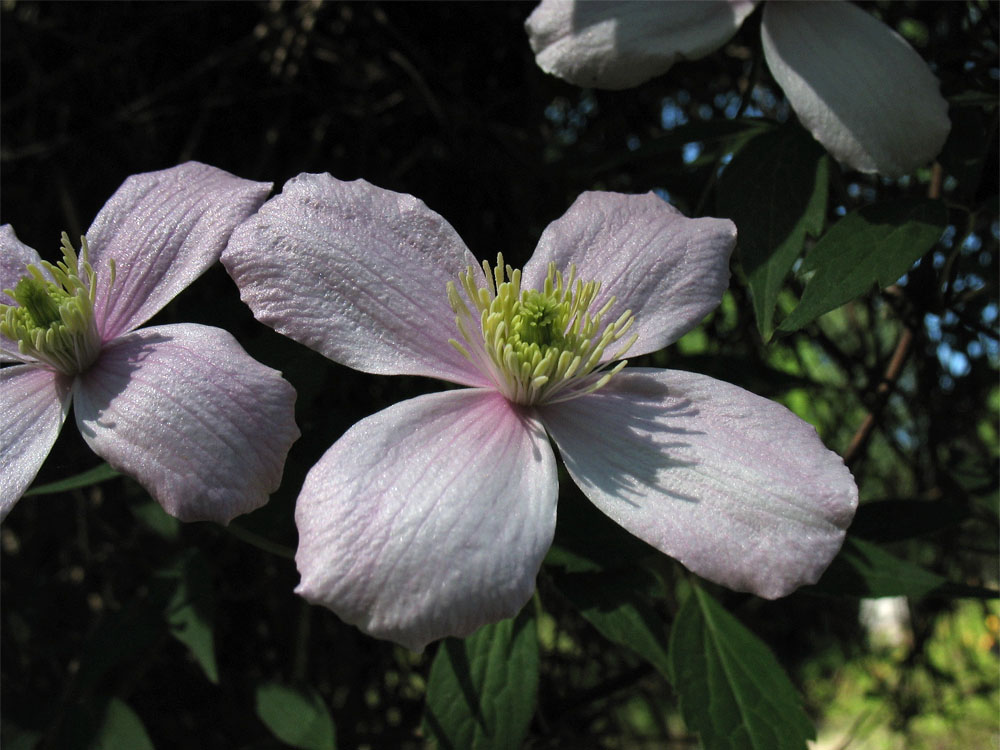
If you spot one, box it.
[158,550,219,684]
[89,698,154,750]
[254,682,337,750]
[717,123,828,339]
[24,463,120,496]
[424,607,538,750]
[778,199,947,332]
[668,585,814,750]
[130,496,180,541]
[808,537,996,599]
[553,567,671,678]
[545,490,658,573]
[850,499,970,542]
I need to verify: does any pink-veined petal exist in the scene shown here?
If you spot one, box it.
[522,192,736,357]
[1,365,71,519]
[222,173,489,387]
[761,1,950,178]
[86,162,272,340]
[539,368,857,599]
[1,224,47,362]
[526,0,756,89]
[72,323,299,523]
[295,388,558,652]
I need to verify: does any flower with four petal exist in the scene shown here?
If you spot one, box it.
[1,162,300,523]
[526,0,951,177]
[222,173,858,651]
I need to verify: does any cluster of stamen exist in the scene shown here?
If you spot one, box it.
[1,232,112,375]
[447,253,637,405]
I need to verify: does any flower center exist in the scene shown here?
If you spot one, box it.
[1,232,112,375]
[447,253,637,405]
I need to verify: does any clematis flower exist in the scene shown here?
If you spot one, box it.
[1,162,299,524]
[526,0,951,178]
[223,174,858,651]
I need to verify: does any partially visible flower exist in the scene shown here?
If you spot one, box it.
[1,163,299,523]
[526,0,950,178]
[223,174,858,651]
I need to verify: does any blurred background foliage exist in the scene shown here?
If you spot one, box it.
[1,1,997,748]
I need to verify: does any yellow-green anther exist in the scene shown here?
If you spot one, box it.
[0,233,108,376]
[446,252,636,405]
[11,277,65,328]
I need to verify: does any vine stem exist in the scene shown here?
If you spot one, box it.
[843,162,943,467]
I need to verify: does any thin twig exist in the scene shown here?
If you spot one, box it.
[843,163,943,466]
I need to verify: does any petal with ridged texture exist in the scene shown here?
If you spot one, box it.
[295,388,558,652]
[72,323,299,523]
[1,365,71,519]
[222,173,488,387]
[86,162,272,340]
[526,0,756,89]
[761,1,950,178]
[522,192,736,357]
[539,368,857,599]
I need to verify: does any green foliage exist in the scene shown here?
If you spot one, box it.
[552,567,671,678]
[23,463,120,497]
[254,682,337,750]
[668,585,815,750]
[424,608,538,750]
[779,199,948,332]
[717,123,829,340]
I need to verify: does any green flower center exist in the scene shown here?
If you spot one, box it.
[1,233,112,375]
[447,254,637,405]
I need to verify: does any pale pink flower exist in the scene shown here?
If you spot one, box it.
[526,0,951,178]
[1,163,299,523]
[223,174,857,651]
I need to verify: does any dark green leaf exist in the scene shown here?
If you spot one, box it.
[158,550,219,684]
[717,123,828,339]
[546,489,658,573]
[24,463,120,496]
[668,585,814,750]
[808,537,996,599]
[778,199,947,332]
[89,698,154,750]
[255,682,337,750]
[553,567,670,678]
[129,496,180,541]
[850,499,970,542]
[424,607,538,750]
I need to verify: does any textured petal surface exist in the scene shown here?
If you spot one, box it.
[0,365,71,519]
[539,368,857,599]
[86,162,272,339]
[522,192,736,357]
[73,323,299,523]
[526,0,755,89]
[223,173,488,386]
[295,388,558,651]
[761,1,950,178]
[1,224,46,362]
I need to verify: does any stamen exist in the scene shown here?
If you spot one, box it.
[446,252,636,405]
[0,233,109,375]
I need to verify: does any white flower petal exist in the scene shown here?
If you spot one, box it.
[522,191,736,356]
[526,0,756,89]
[86,162,272,339]
[0,365,71,519]
[223,173,489,387]
[295,388,558,651]
[539,368,857,599]
[761,1,950,177]
[73,323,299,523]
